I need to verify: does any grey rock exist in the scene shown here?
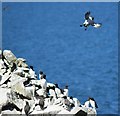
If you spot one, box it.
[3,50,17,64]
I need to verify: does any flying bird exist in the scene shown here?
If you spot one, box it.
[80,11,102,30]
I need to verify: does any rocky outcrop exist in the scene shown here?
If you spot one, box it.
[0,50,97,116]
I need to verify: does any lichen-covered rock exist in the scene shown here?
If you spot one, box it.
[3,50,17,64]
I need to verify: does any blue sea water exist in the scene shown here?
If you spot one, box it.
[2,2,118,114]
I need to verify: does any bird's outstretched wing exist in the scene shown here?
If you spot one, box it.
[85,11,90,20]
[93,23,102,28]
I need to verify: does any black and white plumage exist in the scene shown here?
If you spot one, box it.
[63,85,69,97]
[24,101,30,116]
[40,74,47,90]
[38,71,43,80]
[84,100,90,108]
[80,11,102,30]
[73,97,81,107]
[29,66,37,79]
[84,97,98,109]
[89,97,98,108]
[47,86,57,99]
[55,84,62,98]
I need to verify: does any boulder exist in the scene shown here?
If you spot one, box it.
[15,58,28,68]
[12,99,24,110]
[9,74,26,87]
[11,80,26,97]
[57,109,71,115]
[3,50,17,64]
[1,109,21,115]
[0,88,11,111]
[0,72,11,86]
[43,105,65,114]
[70,107,87,115]
[74,110,87,116]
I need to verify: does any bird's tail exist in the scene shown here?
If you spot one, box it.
[93,23,102,28]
